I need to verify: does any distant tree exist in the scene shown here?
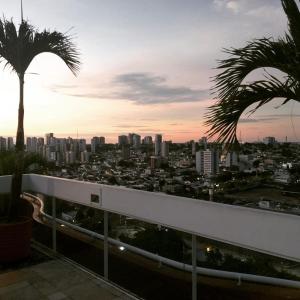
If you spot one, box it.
[215,171,232,183]
[0,151,47,175]
[107,176,118,185]
[288,164,300,183]
[281,144,294,158]
[206,248,223,266]
[252,159,261,169]
[118,160,135,168]
[121,227,184,261]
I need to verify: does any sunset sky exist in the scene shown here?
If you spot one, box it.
[0,0,299,143]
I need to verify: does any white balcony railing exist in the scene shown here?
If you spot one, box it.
[17,174,300,262]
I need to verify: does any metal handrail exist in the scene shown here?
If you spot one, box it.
[26,192,300,289]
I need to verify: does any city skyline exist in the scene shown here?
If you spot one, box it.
[0,0,299,142]
[0,131,295,144]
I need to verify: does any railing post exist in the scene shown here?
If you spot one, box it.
[192,234,197,300]
[104,210,108,279]
[52,197,56,252]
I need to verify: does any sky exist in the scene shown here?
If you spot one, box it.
[0,0,299,143]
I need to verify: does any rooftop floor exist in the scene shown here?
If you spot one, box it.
[0,258,136,300]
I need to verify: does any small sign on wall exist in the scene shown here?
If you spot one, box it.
[90,188,102,206]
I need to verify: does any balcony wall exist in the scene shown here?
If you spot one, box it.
[11,173,299,262]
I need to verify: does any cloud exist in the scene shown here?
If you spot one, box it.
[239,118,259,123]
[239,117,276,123]
[213,0,226,11]
[50,84,78,92]
[239,114,300,123]
[246,6,281,18]
[112,124,148,128]
[112,73,209,105]
[258,114,300,118]
[138,128,165,132]
[139,118,157,121]
[213,0,282,18]
[53,72,209,105]
[213,0,240,14]
[169,123,182,126]
[226,1,240,14]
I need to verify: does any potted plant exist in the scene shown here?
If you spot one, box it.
[0,17,80,262]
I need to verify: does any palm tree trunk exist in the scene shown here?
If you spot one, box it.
[8,74,25,219]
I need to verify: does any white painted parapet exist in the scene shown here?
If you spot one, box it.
[3,174,300,262]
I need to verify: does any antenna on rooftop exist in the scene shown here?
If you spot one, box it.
[21,0,24,22]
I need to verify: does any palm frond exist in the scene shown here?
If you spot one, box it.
[0,19,19,73]
[206,0,300,146]
[282,0,300,49]
[205,78,297,145]
[0,19,80,76]
[27,29,80,76]
[214,39,297,101]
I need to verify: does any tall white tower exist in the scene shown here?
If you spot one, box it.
[196,149,219,175]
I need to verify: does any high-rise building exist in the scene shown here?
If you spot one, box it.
[37,137,44,146]
[191,141,196,156]
[26,137,38,152]
[118,135,129,146]
[91,137,100,153]
[80,150,90,163]
[225,152,238,168]
[56,138,67,153]
[196,151,202,174]
[128,133,134,145]
[143,136,153,145]
[79,139,86,152]
[32,137,38,152]
[66,151,75,164]
[37,138,44,155]
[99,136,105,145]
[199,136,207,149]
[196,149,219,175]
[70,139,79,155]
[44,134,56,155]
[67,137,73,149]
[45,133,54,145]
[91,136,106,153]
[44,145,56,162]
[132,134,141,148]
[162,141,170,158]
[7,137,14,150]
[154,134,162,156]
[263,136,276,145]
[0,137,6,151]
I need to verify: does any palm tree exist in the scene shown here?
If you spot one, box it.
[205,0,300,146]
[0,18,80,218]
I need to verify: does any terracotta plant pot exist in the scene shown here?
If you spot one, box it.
[0,216,32,263]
